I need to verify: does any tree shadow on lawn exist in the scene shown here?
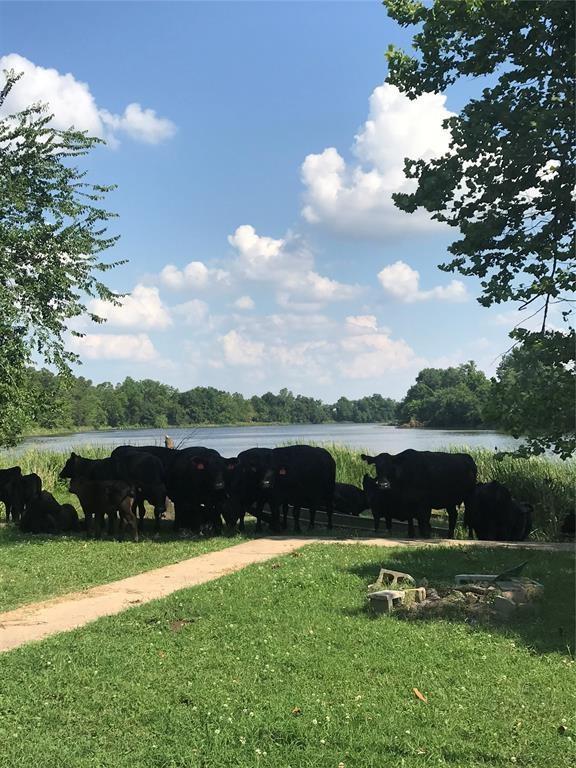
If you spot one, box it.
[344,545,576,657]
[0,519,254,549]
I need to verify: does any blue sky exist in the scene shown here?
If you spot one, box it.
[1,1,535,401]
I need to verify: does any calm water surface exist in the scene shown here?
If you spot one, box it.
[14,424,520,456]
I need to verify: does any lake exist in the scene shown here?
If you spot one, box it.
[14,424,521,456]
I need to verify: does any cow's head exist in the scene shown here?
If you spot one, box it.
[223,457,240,487]
[190,455,231,492]
[237,451,273,490]
[361,473,377,499]
[0,466,22,489]
[59,452,80,479]
[361,453,395,490]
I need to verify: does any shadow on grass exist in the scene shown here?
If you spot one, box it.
[345,545,576,657]
[0,518,257,549]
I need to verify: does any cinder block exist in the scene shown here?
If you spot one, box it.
[371,569,416,590]
[368,589,405,614]
[454,573,498,585]
[403,587,427,604]
[493,595,517,617]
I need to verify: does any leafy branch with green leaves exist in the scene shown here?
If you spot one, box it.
[384,0,575,457]
[0,69,121,445]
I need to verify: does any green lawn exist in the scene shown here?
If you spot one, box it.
[0,525,249,613]
[0,543,573,767]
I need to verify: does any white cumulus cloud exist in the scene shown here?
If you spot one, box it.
[228,224,360,307]
[89,284,172,329]
[221,330,264,367]
[69,333,157,361]
[339,317,420,379]
[160,261,230,291]
[0,54,176,146]
[234,295,255,310]
[172,299,209,325]
[377,260,467,303]
[301,83,453,237]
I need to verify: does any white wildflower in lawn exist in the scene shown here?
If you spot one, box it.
[312,719,318,725]
[214,729,221,735]
[320,739,326,745]
[239,737,246,745]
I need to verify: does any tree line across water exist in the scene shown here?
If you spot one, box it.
[25,361,511,433]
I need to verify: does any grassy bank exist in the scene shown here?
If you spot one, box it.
[0,544,573,767]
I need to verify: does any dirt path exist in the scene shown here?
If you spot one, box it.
[0,536,572,653]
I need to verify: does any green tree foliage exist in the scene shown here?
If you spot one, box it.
[333,394,397,423]
[0,70,120,445]
[486,332,575,458]
[398,362,492,428]
[385,0,575,455]
[23,369,400,431]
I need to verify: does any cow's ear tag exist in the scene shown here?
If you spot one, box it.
[196,462,205,470]
[279,468,287,475]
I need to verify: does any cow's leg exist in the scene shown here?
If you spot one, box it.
[119,498,138,542]
[417,507,432,538]
[12,491,23,524]
[134,495,146,532]
[83,505,93,538]
[385,514,392,534]
[253,500,264,532]
[447,505,458,539]
[109,510,120,539]
[173,500,182,531]
[463,494,475,538]
[282,503,288,530]
[94,510,104,539]
[269,502,280,533]
[408,517,415,538]
[211,502,223,536]
[324,498,334,530]
[308,506,316,530]
[153,505,164,533]
[293,505,301,533]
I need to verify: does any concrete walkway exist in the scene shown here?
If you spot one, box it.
[0,536,572,653]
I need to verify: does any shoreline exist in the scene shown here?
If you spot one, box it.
[22,420,401,439]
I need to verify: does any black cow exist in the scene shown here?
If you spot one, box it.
[69,476,137,541]
[20,491,79,534]
[561,511,575,539]
[333,482,367,517]
[167,447,237,533]
[362,474,422,536]
[361,449,477,538]
[112,445,178,471]
[258,445,336,532]
[111,445,178,530]
[20,473,42,509]
[60,451,167,533]
[227,448,274,532]
[467,481,532,541]
[0,466,23,522]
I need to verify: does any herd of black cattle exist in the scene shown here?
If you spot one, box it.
[0,444,561,543]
